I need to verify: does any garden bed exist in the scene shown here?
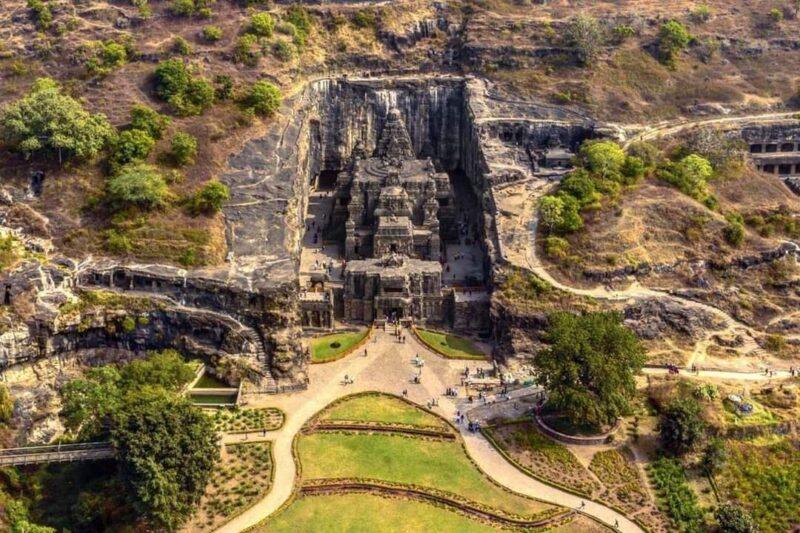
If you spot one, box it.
[483,421,599,497]
[187,441,273,531]
[315,392,451,430]
[647,457,704,532]
[413,328,487,360]
[210,407,285,434]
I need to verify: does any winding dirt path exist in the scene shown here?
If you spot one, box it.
[213,329,643,533]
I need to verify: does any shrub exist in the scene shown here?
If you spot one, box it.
[724,213,745,247]
[0,383,12,424]
[285,4,311,45]
[86,39,128,76]
[579,140,626,179]
[352,9,376,29]
[202,25,223,42]
[121,316,137,333]
[611,24,636,44]
[768,8,784,27]
[544,236,570,259]
[233,34,259,66]
[173,36,192,55]
[191,180,229,214]
[105,229,132,254]
[242,81,282,116]
[649,457,703,530]
[690,5,712,23]
[658,397,706,455]
[539,194,583,235]
[169,132,198,166]
[621,156,646,182]
[214,74,234,100]
[110,129,156,170]
[170,0,196,16]
[129,105,171,140]
[276,21,297,37]
[153,60,214,116]
[560,169,598,207]
[273,40,294,61]
[715,503,758,533]
[701,438,727,476]
[248,12,275,37]
[563,14,604,66]
[765,333,786,354]
[658,154,713,202]
[657,20,690,67]
[0,78,113,163]
[27,0,53,30]
[107,164,171,210]
[627,141,661,168]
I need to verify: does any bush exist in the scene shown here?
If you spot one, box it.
[611,24,636,44]
[110,129,155,170]
[544,236,570,259]
[768,8,784,27]
[233,34,259,66]
[169,132,197,166]
[105,229,132,254]
[173,36,192,55]
[657,20,690,67]
[86,39,128,76]
[242,80,282,116]
[273,40,294,61]
[285,4,312,45]
[579,140,626,179]
[649,457,703,530]
[129,104,171,140]
[248,12,275,37]
[765,333,786,354]
[560,169,598,207]
[563,14,604,66]
[0,78,113,163]
[715,503,757,533]
[539,194,583,234]
[202,25,222,42]
[191,180,229,214]
[27,0,53,30]
[153,60,214,116]
[170,0,195,16]
[0,383,12,424]
[107,164,171,210]
[658,397,706,455]
[352,9,376,29]
[724,214,745,247]
[658,154,713,202]
[214,74,234,100]
[690,5,712,23]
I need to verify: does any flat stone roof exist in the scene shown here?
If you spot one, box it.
[345,256,442,275]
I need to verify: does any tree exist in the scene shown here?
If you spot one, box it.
[107,164,170,210]
[560,169,598,207]
[243,80,282,116]
[701,437,727,476]
[563,14,605,66]
[0,78,113,163]
[119,349,196,390]
[659,154,713,201]
[715,503,758,533]
[657,20,691,68]
[556,193,583,233]
[110,128,155,170]
[579,140,626,179]
[153,60,214,116]
[129,104,171,140]
[659,397,706,455]
[191,180,229,214]
[169,132,197,166]
[111,390,218,531]
[539,195,564,233]
[534,311,645,428]
[0,383,13,424]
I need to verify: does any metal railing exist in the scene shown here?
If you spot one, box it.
[0,442,114,466]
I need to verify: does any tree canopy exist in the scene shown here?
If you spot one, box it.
[243,80,282,116]
[0,78,113,163]
[658,397,707,455]
[534,311,645,428]
[106,164,171,210]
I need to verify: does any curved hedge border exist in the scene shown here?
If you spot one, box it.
[310,327,373,364]
[307,423,456,440]
[300,478,575,528]
[410,326,489,361]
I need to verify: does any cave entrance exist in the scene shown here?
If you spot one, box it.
[317,169,338,190]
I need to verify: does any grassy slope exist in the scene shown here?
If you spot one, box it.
[259,493,497,533]
[311,330,369,363]
[297,432,555,518]
[319,393,449,429]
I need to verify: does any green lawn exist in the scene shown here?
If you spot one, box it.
[319,393,449,429]
[310,330,369,363]
[297,432,556,518]
[415,329,487,360]
[258,493,498,532]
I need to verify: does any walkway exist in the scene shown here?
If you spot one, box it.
[215,328,643,533]
[0,442,114,466]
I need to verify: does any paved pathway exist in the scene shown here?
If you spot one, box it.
[214,329,642,533]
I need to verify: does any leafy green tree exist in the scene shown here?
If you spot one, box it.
[111,390,217,531]
[657,20,691,67]
[154,59,189,101]
[129,104,171,140]
[0,78,113,163]
[285,4,312,45]
[539,195,565,234]
[701,437,727,476]
[153,60,214,116]
[715,502,758,533]
[621,155,646,182]
[580,140,626,179]
[169,132,197,166]
[119,349,196,390]
[626,141,661,168]
[534,311,645,428]
[563,14,605,66]
[233,34,260,66]
[109,128,155,170]
[659,154,713,201]
[61,365,124,437]
[191,180,229,214]
[0,383,13,424]
[659,397,706,455]
[107,164,170,210]
[243,80,282,116]
[555,193,583,233]
[560,169,598,207]
[248,12,275,36]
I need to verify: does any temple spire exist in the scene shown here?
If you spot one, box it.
[375,108,414,160]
